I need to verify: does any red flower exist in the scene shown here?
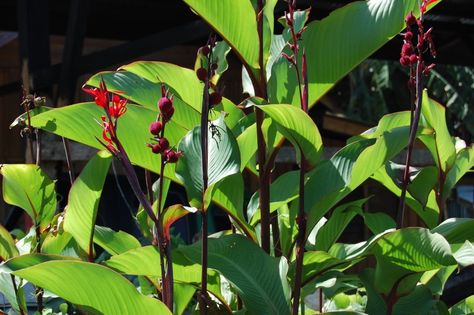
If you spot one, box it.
[83,78,108,108]
[110,94,128,119]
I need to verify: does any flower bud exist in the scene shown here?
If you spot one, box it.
[165,149,182,163]
[149,143,162,154]
[401,43,413,56]
[200,45,210,56]
[211,63,218,70]
[404,31,413,40]
[162,106,174,122]
[158,97,173,113]
[409,54,418,65]
[159,137,169,151]
[149,121,163,136]
[196,68,208,81]
[209,92,222,106]
[399,56,410,67]
[405,12,416,26]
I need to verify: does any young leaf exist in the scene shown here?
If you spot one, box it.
[178,234,291,315]
[176,115,240,208]
[64,151,112,257]
[1,164,56,228]
[0,224,19,261]
[161,205,198,241]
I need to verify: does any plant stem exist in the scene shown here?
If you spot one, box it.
[10,275,26,315]
[397,60,424,229]
[35,130,41,166]
[62,138,75,185]
[255,0,271,254]
[199,46,211,315]
[34,224,43,312]
[145,169,154,204]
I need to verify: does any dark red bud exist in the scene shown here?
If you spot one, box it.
[159,137,169,151]
[162,106,174,122]
[165,149,182,163]
[196,68,208,81]
[149,121,163,136]
[200,45,210,56]
[401,43,413,56]
[158,97,173,113]
[209,92,222,106]
[148,143,162,154]
[211,63,218,70]
[400,56,410,67]
[404,31,413,40]
[409,54,418,65]
[405,12,416,26]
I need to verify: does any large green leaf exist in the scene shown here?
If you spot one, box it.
[269,0,441,107]
[442,145,474,199]
[10,259,171,314]
[257,104,323,167]
[176,115,241,208]
[64,151,112,257]
[120,61,203,111]
[29,102,186,181]
[450,295,474,315]
[183,0,260,72]
[1,164,56,228]
[0,224,18,261]
[93,226,141,255]
[432,218,474,245]
[420,92,456,172]
[179,234,291,315]
[86,71,201,130]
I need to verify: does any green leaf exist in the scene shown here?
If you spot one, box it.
[183,0,260,71]
[161,204,198,240]
[174,283,196,315]
[257,104,323,167]
[11,259,171,314]
[93,226,141,256]
[305,126,409,232]
[120,61,203,112]
[205,173,256,241]
[421,92,456,172]
[432,218,474,245]
[360,212,396,235]
[407,165,439,207]
[176,115,241,208]
[372,166,439,228]
[1,164,56,228]
[392,285,439,315]
[86,71,201,130]
[64,151,112,257]
[0,224,18,261]
[29,102,186,181]
[453,241,474,268]
[372,228,456,273]
[0,273,24,313]
[443,145,474,199]
[313,199,369,252]
[269,0,441,107]
[450,295,474,315]
[179,234,291,315]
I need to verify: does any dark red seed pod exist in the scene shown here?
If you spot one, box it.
[149,121,163,136]
[158,97,173,113]
[211,63,218,70]
[149,143,161,154]
[159,137,169,151]
[200,45,210,56]
[400,56,409,67]
[162,106,175,122]
[409,54,418,65]
[209,92,222,106]
[401,43,413,56]
[405,12,416,26]
[404,31,413,40]
[196,68,208,81]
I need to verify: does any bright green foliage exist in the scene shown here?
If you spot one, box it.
[176,115,241,208]
[64,151,112,257]
[11,259,171,314]
[179,234,291,315]
[93,226,141,255]
[0,224,18,261]
[1,164,56,228]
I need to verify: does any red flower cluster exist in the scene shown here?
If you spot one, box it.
[83,78,129,153]
[400,1,436,74]
[147,85,182,164]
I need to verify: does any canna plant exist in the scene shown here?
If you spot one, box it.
[1,0,474,314]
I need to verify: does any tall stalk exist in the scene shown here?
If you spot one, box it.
[397,1,437,228]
